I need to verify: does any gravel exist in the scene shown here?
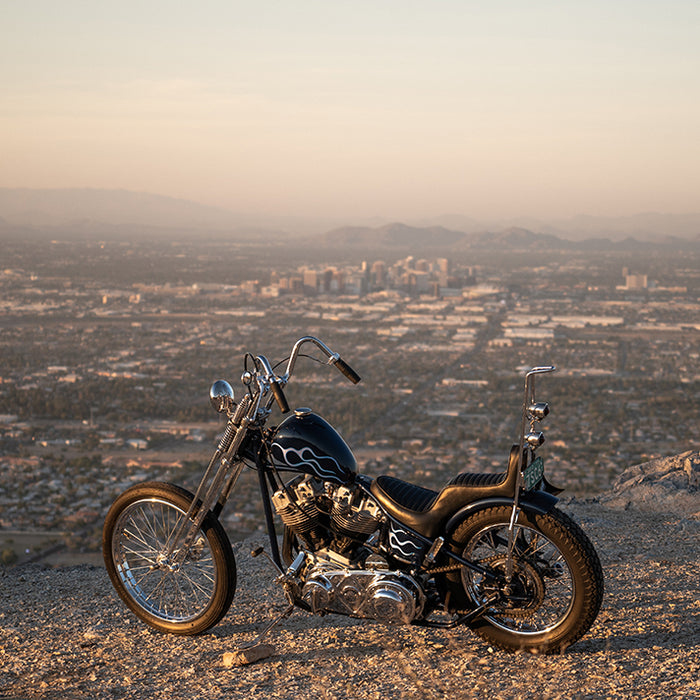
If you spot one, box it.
[1,500,699,700]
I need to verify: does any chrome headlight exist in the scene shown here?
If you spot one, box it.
[209,380,235,414]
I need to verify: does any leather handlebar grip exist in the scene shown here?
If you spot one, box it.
[335,358,362,384]
[271,380,290,413]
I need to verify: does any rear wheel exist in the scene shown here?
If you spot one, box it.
[445,506,603,653]
[103,481,236,635]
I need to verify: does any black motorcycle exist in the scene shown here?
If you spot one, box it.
[103,336,603,653]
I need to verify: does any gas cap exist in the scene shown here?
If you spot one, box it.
[294,407,313,417]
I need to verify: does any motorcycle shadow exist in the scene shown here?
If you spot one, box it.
[212,613,365,642]
[211,614,444,660]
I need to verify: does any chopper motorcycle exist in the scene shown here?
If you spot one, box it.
[103,335,604,654]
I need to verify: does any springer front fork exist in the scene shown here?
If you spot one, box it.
[165,395,253,566]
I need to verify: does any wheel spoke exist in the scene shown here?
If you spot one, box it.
[462,521,576,636]
[111,497,218,623]
[123,522,152,549]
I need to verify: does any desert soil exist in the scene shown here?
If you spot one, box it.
[1,500,699,700]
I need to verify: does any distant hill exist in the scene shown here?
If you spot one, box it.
[0,188,246,231]
[1,188,698,247]
[315,222,700,253]
[417,212,700,243]
[465,226,571,250]
[545,212,700,242]
[322,222,465,248]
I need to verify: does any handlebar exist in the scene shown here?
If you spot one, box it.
[282,336,362,385]
[245,336,360,416]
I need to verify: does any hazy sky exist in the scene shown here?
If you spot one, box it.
[2,1,699,222]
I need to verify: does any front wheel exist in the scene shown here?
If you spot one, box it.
[103,481,236,635]
[444,505,603,653]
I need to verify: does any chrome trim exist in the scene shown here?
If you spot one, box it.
[526,431,545,447]
[528,401,550,420]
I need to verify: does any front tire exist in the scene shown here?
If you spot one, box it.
[445,505,603,653]
[103,481,236,635]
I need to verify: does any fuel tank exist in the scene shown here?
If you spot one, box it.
[270,408,357,484]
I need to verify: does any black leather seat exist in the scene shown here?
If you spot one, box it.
[369,445,521,538]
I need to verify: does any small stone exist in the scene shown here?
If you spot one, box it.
[82,624,107,644]
[222,644,276,667]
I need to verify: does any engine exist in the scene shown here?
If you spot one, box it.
[271,474,383,554]
[301,565,424,625]
[271,474,426,625]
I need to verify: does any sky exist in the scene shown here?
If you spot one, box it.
[2,1,699,224]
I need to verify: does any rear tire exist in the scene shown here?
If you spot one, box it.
[445,505,603,653]
[103,481,236,635]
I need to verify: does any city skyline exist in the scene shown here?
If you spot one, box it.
[2,2,699,224]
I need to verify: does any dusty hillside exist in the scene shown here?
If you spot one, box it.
[1,456,698,700]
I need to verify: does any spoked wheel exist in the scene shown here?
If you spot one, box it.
[103,481,236,635]
[445,506,603,653]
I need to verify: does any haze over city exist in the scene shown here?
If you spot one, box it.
[2,1,699,227]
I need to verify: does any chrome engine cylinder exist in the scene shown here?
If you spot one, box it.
[271,475,326,545]
[330,484,381,537]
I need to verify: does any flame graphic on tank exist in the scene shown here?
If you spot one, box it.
[272,443,342,480]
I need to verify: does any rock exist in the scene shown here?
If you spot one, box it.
[222,643,276,667]
[80,623,108,647]
[83,623,107,640]
[603,450,700,518]
[684,457,700,489]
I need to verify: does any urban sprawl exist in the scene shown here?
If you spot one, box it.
[2,235,699,563]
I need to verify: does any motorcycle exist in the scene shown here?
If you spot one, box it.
[103,335,604,654]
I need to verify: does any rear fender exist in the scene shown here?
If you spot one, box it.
[443,491,559,539]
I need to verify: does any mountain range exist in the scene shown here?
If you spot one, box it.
[1,188,698,251]
[318,221,700,252]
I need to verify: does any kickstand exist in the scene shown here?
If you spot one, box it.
[228,546,304,664]
[224,603,296,666]
[239,602,295,651]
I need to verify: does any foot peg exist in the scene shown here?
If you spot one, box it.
[251,545,284,575]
